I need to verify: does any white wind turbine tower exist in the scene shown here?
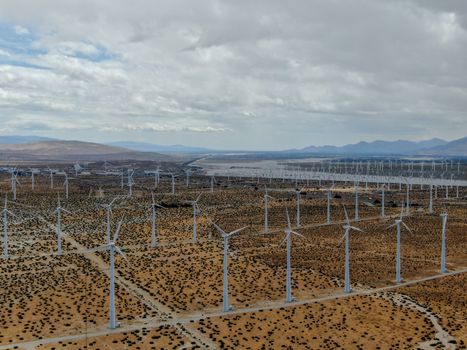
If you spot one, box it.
[156,168,160,187]
[63,172,70,199]
[31,170,35,191]
[263,188,275,233]
[354,182,360,221]
[210,175,216,193]
[90,218,129,329]
[10,171,20,201]
[48,168,54,189]
[188,194,202,243]
[149,192,165,248]
[380,184,386,218]
[280,208,304,302]
[30,169,39,191]
[185,169,191,187]
[405,182,410,215]
[295,187,305,228]
[429,182,434,214]
[326,185,334,225]
[120,169,124,189]
[440,212,448,273]
[213,222,248,312]
[168,173,177,195]
[101,198,118,245]
[2,195,15,259]
[386,205,412,283]
[127,169,135,197]
[341,206,363,293]
[54,195,71,256]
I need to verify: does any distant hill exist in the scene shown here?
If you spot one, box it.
[0,135,56,144]
[419,136,467,156]
[0,140,175,161]
[295,138,448,155]
[108,141,214,154]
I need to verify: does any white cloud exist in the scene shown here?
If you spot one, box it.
[13,24,29,35]
[0,0,466,149]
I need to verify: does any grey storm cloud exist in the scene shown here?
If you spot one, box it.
[0,0,466,149]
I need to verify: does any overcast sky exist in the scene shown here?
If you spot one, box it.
[0,0,466,150]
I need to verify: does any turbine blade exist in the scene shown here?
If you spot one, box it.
[401,221,412,234]
[212,222,226,236]
[291,231,305,238]
[343,205,350,224]
[278,234,289,248]
[228,226,248,237]
[286,208,291,229]
[339,232,346,243]
[114,246,130,265]
[113,218,124,242]
[84,245,109,253]
[108,197,119,206]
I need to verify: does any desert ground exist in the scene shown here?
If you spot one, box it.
[0,161,466,349]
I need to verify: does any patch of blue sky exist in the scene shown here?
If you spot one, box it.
[0,58,49,69]
[72,41,120,62]
[0,22,46,57]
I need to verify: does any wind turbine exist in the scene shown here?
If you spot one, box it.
[127,169,135,197]
[405,182,410,215]
[30,169,39,191]
[169,173,176,195]
[101,198,118,245]
[295,187,305,228]
[429,183,433,213]
[48,168,54,189]
[31,170,35,191]
[63,172,70,199]
[354,182,360,221]
[149,192,165,248]
[440,212,448,273]
[2,195,15,259]
[210,175,216,193]
[10,171,20,201]
[386,205,412,283]
[54,195,71,256]
[188,194,202,243]
[326,185,334,225]
[213,223,248,312]
[341,206,363,293]
[155,168,160,187]
[263,188,275,233]
[185,169,191,188]
[380,184,386,218]
[280,208,304,302]
[90,219,129,329]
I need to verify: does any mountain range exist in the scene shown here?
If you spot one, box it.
[107,141,214,154]
[292,138,449,155]
[0,135,466,159]
[0,135,56,144]
[0,140,174,162]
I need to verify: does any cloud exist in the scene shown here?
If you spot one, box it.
[13,24,29,35]
[0,0,466,149]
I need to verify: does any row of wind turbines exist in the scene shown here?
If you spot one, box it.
[0,171,455,329]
